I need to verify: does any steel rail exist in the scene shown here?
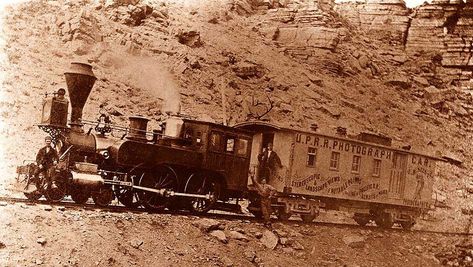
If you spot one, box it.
[0,195,471,237]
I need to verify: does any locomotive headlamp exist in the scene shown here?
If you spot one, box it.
[100,150,110,159]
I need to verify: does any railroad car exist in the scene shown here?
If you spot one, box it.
[235,122,438,229]
[16,62,440,229]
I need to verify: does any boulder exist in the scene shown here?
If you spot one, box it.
[260,230,279,249]
[449,102,469,116]
[243,249,257,262]
[130,239,143,249]
[385,76,411,89]
[282,247,294,254]
[232,62,264,79]
[342,234,366,249]
[210,230,228,244]
[192,218,221,233]
[36,238,47,246]
[413,76,430,86]
[254,232,263,239]
[228,230,249,242]
[176,30,203,48]
[232,0,255,16]
[220,256,234,267]
[274,229,288,237]
[423,87,456,103]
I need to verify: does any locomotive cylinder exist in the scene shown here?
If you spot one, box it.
[71,171,104,188]
[64,62,97,132]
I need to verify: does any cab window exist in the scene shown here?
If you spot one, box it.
[226,138,235,153]
[210,132,224,152]
[235,139,249,157]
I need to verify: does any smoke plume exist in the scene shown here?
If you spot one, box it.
[103,52,181,114]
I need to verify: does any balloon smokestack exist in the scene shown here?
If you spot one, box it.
[64,62,96,131]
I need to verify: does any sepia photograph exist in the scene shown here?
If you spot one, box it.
[0,0,472,266]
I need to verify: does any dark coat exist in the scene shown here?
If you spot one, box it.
[36,146,58,167]
[258,150,283,181]
[259,150,282,170]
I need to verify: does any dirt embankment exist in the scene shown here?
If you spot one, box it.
[0,202,460,267]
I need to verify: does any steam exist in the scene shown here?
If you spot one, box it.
[103,53,181,115]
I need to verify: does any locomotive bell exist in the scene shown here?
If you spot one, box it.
[64,62,96,131]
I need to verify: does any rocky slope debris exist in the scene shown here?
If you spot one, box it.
[0,202,454,266]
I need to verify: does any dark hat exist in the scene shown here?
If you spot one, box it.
[45,136,52,141]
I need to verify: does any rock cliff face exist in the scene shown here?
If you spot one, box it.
[335,0,473,87]
[257,0,347,58]
[335,0,410,46]
[406,0,462,52]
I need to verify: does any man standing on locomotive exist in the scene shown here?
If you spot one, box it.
[35,136,59,189]
[251,174,277,228]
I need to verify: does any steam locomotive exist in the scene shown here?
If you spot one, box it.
[17,62,440,228]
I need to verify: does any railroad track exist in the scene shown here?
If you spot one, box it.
[0,195,471,237]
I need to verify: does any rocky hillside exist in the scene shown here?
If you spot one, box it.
[1,0,473,234]
[2,0,473,266]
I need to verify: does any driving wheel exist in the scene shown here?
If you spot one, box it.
[184,173,221,214]
[137,166,178,212]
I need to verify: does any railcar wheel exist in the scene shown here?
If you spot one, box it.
[301,214,317,223]
[276,207,291,221]
[70,186,90,204]
[400,220,415,230]
[184,173,221,214]
[353,213,370,226]
[375,212,394,228]
[92,187,114,207]
[24,191,42,201]
[250,209,263,219]
[137,166,178,212]
[248,197,263,218]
